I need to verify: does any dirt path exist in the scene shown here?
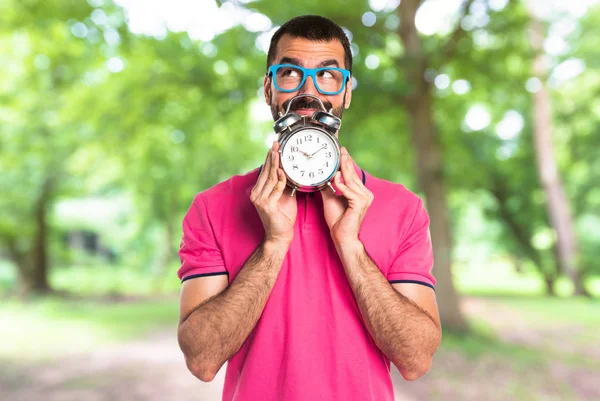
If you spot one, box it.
[393,297,600,401]
[0,329,417,401]
[1,297,598,401]
[1,330,225,401]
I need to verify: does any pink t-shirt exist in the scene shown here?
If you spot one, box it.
[178,163,435,401]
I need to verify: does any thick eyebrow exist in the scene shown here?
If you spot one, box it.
[318,59,340,68]
[278,57,341,69]
[278,56,302,66]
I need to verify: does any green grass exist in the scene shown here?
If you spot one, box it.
[50,264,181,296]
[454,259,600,297]
[449,295,600,373]
[3,258,599,298]
[1,257,598,375]
[0,261,182,364]
[440,319,546,364]
[0,261,182,297]
[488,296,600,326]
[0,296,179,363]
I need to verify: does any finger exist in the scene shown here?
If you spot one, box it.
[340,147,359,183]
[272,141,281,169]
[269,168,288,201]
[262,142,281,196]
[343,149,370,199]
[253,143,275,196]
[334,170,361,201]
[341,151,374,206]
[342,148,364,186]
[255,148,272,189]
[340,149,366,194]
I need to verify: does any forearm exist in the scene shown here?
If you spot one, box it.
[178,240,289,381]
[335,240,441,380]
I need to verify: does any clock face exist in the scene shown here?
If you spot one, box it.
[280,127,339,188]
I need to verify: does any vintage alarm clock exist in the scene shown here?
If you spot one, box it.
[274,94,342,196]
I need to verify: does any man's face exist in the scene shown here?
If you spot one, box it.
[264,35,352,128]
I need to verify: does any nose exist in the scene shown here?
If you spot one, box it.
[298,75,320,97]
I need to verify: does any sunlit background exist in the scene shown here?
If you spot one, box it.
[1,0,599,400]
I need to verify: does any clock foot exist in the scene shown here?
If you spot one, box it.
[327,181,336,193]
[290,186,297,197]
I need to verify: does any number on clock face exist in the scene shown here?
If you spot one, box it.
[280,128,338,187]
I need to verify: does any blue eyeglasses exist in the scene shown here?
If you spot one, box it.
[268,64,351,95]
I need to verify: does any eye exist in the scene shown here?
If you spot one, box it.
[281,68,301,77]
[317,69,334,79]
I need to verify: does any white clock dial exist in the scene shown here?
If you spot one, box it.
[280,128,339,188]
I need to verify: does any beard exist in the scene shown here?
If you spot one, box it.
[270,92,346,121]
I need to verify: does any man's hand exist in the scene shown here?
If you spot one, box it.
[320,147,374,246]
[250,141,297,246]
[180,146,296,381]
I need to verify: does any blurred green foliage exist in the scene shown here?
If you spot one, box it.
[0,0,598,296]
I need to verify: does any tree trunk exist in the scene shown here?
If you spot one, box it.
[488,172,559,295]
[398,0,468,332]
[528,14,589,297]
[11,176,54,295]
[159,219,178,272]
[543,276,556,297]
[29,179,52,293]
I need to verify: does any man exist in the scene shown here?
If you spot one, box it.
[177,15,441,401]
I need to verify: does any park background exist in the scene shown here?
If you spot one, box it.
[1,0,599,400]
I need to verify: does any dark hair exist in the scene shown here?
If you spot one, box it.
[266,15,353,73]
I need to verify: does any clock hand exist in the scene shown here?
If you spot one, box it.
[299,149,312,158]
[309,146,325,157]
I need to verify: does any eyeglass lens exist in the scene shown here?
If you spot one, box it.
[274,66,345,94]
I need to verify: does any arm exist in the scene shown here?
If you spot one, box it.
[321,147,441,380]
[177,141,297,382]
[335,241,441,381]
[178,240,289,382]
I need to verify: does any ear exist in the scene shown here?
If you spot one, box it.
[344,77,352,109]
[264,74,271,105]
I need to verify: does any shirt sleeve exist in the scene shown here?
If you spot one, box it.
[177,194,228,283]
[386,198,436,290]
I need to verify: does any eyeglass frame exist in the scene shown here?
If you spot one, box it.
[267,64,352,96]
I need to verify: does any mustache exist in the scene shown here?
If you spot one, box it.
[282,97,333,113]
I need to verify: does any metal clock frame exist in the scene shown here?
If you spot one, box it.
[274,95,342,196]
